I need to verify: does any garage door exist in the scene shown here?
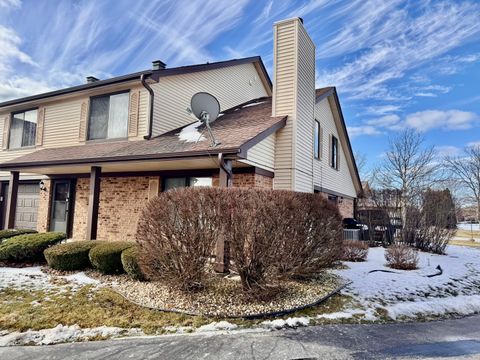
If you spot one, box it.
[12,184,40,230]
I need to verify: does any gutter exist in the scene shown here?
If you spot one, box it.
[140,74,154,139]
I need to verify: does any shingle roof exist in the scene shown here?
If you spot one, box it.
[0,56,269,109]
[0,97,286,169]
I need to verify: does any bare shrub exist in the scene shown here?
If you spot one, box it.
[340,240,368,262]
[136,187,343,296]
[271,192,342,278]
[136,187,224,291]
[385,244,418,270]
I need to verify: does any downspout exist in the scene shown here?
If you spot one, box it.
[140,74,154,140]
[218,153,233,187]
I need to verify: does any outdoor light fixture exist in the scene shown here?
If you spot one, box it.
[39,180,47,192]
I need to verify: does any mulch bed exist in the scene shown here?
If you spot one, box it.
[91,271,344,318]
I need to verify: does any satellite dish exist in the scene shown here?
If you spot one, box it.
[187,92,221,146]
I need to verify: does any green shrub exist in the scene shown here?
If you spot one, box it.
[89,242,133,274]
[44,241,106,271]
[0,229,37,243]
[121,246,145,281]
[0,232,66,263]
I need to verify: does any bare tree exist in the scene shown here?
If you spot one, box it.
[444,145,480,222]
[354,150,368,179]
[374,129,436,242]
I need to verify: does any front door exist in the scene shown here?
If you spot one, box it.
[50,180,74,235]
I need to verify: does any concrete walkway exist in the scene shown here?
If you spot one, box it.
[2,315,480,359]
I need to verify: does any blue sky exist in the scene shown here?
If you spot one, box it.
[0,0,479,175]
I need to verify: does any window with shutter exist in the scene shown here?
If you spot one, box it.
[87,91,129,140]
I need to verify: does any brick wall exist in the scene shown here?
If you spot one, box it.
[72,176,159,242]
[36,179,52,232]
[338,197,354,218]
[212,172,273,189]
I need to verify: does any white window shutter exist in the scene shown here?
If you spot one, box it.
[128,90,140,138]
[35,107,45,146]
[79,101,88,142]
[2,115,10,150]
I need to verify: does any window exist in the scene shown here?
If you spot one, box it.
[163,177,213,191]
[328,194,338,206]
[9,109,37,149]
[314,120,321,159]
[88,92,129,140]
[331,135,339,170]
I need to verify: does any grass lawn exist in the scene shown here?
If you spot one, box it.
[449,240,480,248]
[0,286,213,334]
[455,229,480,239]
[0,282,375,335]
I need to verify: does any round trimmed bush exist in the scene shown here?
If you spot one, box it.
[121,246,145,281]
[89,242,133,274]
[44,241,106,271]
[341,240,369,262]
[0,232,66,263]
[0,229,37,244]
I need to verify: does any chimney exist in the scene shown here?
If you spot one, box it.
[152,60,166,70]
[272,18,316,192]
[86,76,99,84]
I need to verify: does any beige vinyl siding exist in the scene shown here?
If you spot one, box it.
[313,98,356,198]
[272,18,315,192]
[272,20,296,190]
[151,63,268,136]
[293,23,315,193]
[245,133,276,171]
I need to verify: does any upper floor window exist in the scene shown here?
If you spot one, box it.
[88,92,129,140]
[9,109,37,149]
[331,135,339,170]
[314,119,321,159]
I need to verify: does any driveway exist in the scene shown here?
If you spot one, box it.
[2,315,480,360]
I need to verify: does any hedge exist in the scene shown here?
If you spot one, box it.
[0,229,37,243]
[44,241,106,271]
[121,246,145,280]
[0,232,67,263]
[89,242,133,274]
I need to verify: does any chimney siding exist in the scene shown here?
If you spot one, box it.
[272,18,316,192]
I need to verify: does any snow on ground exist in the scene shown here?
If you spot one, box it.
[458,223,480,231]
[197,321,238,332]
[0,266,100,291]
[0,324,144,346]
[335,245,480,320]
[261,317,310,330]
[177,121,206,142]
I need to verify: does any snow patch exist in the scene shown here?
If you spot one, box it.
[261,317,310,330]
[386,295,480,320]
[65,272,99,286]
[0,324,144,346]
[177,121,206,143]
[196,321,238,332]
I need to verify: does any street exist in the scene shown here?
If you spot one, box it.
[2,315,480,359]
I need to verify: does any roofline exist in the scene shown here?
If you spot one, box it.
[0,70,152,109]
[238,115,287,157]
[0,148,241,170]
[0,56,271,109]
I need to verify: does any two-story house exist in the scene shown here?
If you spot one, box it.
[0,18,361,242]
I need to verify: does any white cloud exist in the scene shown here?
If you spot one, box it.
[404,110,478,132]
[316,1,480,101]
[467,141,480,148]
[347,125,382,138]
[436,145,462,157]
[366,114,400,127]
[0,0,20,9]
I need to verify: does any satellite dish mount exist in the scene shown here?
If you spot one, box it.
[187,92,221,147]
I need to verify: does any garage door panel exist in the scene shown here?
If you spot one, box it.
[14,184,39,230]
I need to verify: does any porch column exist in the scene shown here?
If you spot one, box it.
[86,166,101,240]
[5,171,19,229]
[215,156,232,273]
